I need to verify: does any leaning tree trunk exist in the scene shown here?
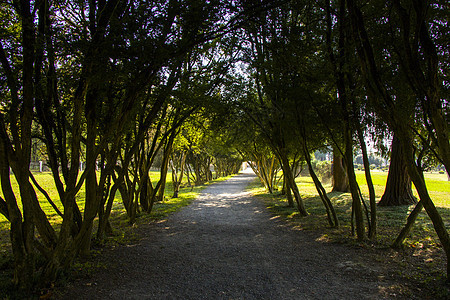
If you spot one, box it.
[97,180,119,241]
[399,131,450,280]
[379,135,417,206]
[392,201,424,248]
[301,136,338,227]
[278,149,308,216]
[305,153,338,227]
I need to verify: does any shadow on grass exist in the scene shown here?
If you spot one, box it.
[249,178,450,299]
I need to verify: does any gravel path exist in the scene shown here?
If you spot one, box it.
[60,169,397,299]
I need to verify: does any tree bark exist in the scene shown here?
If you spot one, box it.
[97,180,119,240]
[0,126,30,288]
[79,90,99,257]
[278,149,308,216]
[356,122,377,239]
[379,135,417,206]
[172,151,187,198]
[156,131,176,202]
[332,148,350,192]
[344,125,365,241]
[392,201,423,248]
[304,146,339,227]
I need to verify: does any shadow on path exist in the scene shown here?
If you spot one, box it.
[60,170,398,299]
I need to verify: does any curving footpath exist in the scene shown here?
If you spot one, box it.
[60,169,399,299]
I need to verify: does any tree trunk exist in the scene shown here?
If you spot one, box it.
[285,180,293,207]
[97,180,119,241]
[157,137,174,202]
[79,95,98,257]
[332,149,350,192]
[344,122,365,240]
[305,151,339,227]
[248,154,277,193]
[300,132,338,227]
[278,150,308,216]
[171,151,187,198]
[281,174,286,195]
[392,201,423,248]
[140,177,150,211]
[399,131,450,279]
[379,135,417,206]
[356,123,377,239]
[0,133,32,289]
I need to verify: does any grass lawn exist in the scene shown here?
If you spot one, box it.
[250,170,449,297]
[0,171,234,248]
[253,170,449,241]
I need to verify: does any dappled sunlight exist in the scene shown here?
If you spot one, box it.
[315,234,331,243]
[200,201,232,208]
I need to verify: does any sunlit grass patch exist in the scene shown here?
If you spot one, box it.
[253,171,449,246]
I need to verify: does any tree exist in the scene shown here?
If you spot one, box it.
[346,0,450,278]
[324,0,366,240]
[379,135,417,206]
[0,1,58,289]
[331,149,350,192]
[0,0,248,289]
[240,0,345,222]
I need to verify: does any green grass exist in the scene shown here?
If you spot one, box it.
[250,170,450,298]
[355,171,449,207]
[254,170,449,243]
[0,171,215,231]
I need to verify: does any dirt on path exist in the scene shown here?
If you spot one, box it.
[59,169,409,299]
